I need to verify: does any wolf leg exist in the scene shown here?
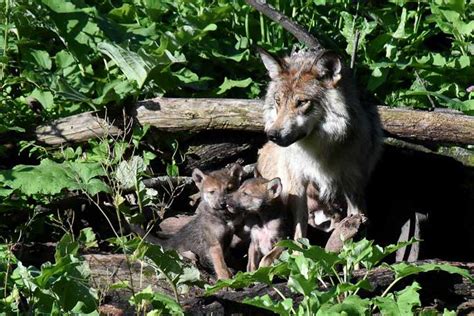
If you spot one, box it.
[290,193,308,240]
[345,189,367,217]
[209,244,232,279]
[247,241,261,272]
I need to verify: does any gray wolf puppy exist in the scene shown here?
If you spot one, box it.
[151,164,244,279]
[226,176,288,271]
[256,47,382,240]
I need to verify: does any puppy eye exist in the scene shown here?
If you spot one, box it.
[242,192,249,196]
[208,190,215,194]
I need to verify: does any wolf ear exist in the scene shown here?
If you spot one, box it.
[192,168,206,189]
[254,167,262,178]
[267,177,282,199]
[315,51,342,87]
[258,47,284,79]
[229,164,243,182]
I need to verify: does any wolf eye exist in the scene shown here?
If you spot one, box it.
[274,95,281,105]
[296,100,309,108]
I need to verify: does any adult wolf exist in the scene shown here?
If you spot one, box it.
[256,47,382,240]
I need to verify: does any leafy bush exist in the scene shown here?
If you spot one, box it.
[1,0,472,137]
[206,238,472,315]
[0,229,98,315]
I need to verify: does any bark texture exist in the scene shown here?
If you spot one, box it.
[32,98,474,146]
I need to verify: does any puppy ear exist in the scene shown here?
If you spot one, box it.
[314,51,342,87]
[229,164,243,182]
[267,177,282,199]
[257,47,285,80]
[192,168,206,189]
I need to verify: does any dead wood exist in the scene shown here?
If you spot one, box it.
[82,253,474,314]
[245,0,322,49]
[32,98,474,147]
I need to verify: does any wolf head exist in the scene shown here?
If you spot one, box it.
[258,48,349,147]
[192,164,243,210]
[226,177,282,213]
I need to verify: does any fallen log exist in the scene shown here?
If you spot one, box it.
[32,98,474,146]
[188,260,474,314]
[80,252,474,314]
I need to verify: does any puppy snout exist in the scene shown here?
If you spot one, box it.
[219,198,227,209]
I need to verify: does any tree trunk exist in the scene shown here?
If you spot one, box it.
[32,98,474,146]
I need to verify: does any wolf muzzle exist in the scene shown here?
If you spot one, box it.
[266,129,306,147]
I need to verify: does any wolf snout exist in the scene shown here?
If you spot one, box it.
[266,129,280,142]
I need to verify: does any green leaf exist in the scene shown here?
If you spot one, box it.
[216,77,252,94]
[56,78,91,104]
[108,3,136,23]
[30,89,54,110]
[243,295,293,315]
[130,287,183,315]
[115,156,145,190]
[41,0,77,13]
[78,228,98,249]
[374,282,421,315]
[367,67,389,91]
[391,262,473,282]
[360,238,418,270]
[28,50,52,70]
[316,295,370,316]
[52,276,98,313]
[0,159,109,196]
[205,262,288,295]
[166,163,179,177]
[211,49,249,62]
[55,233,80,260]
[55,50,75,69]
[442,309,457,316]
[392,8,408,39]
[396,282,421,315]
[98,42,156,88]
[137,243,202,289]
[336,280,372,295]
[458,55,470,68]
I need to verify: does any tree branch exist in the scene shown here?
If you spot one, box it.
[245,0,322,49]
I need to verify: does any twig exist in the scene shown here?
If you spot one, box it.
[245,0,322,49]
[414,70,436,111]
[350,30,360,71]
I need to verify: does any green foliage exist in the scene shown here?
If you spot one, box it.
[207,238,472,315]
[0,229,99,315]
[130,286,184,316]
[0,159,110,196]
[2,0,471,137]
[116,238,202,314]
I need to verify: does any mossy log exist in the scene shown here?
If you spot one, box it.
[32,98,474,146]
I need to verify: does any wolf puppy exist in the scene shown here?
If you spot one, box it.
[256,48,382,240]
[157,164,243,280]
[227,176,288,271]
